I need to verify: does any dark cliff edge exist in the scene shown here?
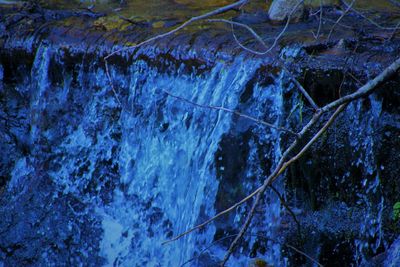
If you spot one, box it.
[0,2,400,266]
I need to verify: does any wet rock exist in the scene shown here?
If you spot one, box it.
[384,237,400,267]
[0,1,400,266]
[268,0,305,22]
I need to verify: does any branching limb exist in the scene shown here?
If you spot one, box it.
[312,0,323,40]
[220,55,400,264]
[103,0,248,109]
[165,51,399,259]
[221,104,345,265]
[208,0,305,56]
[101,0,400,264]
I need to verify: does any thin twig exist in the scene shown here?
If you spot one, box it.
[269,184,301,235]
[327,0,355,41]
[311,0,323,40]
[104,0,248,60]
[181,233,323,267]
[321,57,400,112]
[163,90,298,136]
[388,20,400,41]
[103,0,248,109]
[280,65,320,111]
[286,244,324,267]
[209,0,304,56]
[342,0,400,30]
[161,186,262,245]
[104,60,122,106]
[208,18,320,111]
[321,17,354,29]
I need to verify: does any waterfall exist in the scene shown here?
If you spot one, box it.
[97,55,254,266]
[1,41,289,266]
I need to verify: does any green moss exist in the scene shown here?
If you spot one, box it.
[393,202,400,221]
[249,258,270,267]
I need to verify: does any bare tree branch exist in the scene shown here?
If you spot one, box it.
[104,60,122,106]
[220,56,400,265]
[163,53,400,264]
[221,103,345,265]
[101,1,400,265]
[312,0,323,40]
[162,184,262,245]
[209,0,305,56]
[321,56,400,112]
[286,243,324,267]
[104,0,248,60]
[163,90,298,136]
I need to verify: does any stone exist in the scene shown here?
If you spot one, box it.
[385,237,400,267]
[268,0,305,22]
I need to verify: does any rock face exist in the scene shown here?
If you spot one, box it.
[0,2,400,267]
[268,0,305,22]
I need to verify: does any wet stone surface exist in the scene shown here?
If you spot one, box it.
[0,1,400,266]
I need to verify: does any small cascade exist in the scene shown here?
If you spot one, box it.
[1,35,398,266]
[347,95,386,264]
[212,68,289,266]
[98,57,255,266]
[1,40,291,266]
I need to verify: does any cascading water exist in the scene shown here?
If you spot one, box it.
[349,95,386,265]
[97,54,254,266]
[0,41,288,266]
